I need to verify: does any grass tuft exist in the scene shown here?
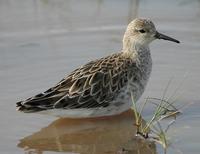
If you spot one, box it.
[130,79,188,153]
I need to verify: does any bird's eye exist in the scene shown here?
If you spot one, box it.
[139,29,146,33]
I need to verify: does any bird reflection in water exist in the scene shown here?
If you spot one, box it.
[17,110,156,154]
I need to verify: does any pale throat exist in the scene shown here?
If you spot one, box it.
[122,38,150,58]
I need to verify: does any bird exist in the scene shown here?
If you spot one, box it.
[16,18,180,118]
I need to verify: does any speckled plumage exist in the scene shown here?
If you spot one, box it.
[16,18,179,117]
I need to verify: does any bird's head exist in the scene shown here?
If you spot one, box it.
[123,18,180,51]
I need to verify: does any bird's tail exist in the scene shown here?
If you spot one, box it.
[16,89,66,113]
[16,100,47,113]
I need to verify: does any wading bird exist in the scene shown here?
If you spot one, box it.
[16,18,180,118]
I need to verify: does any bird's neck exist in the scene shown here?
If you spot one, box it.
[122,39,150,58]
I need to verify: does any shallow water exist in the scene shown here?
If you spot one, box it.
[17,111,156,154]
[0,0,200,153]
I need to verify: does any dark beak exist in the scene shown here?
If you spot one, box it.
[155,31,180,43]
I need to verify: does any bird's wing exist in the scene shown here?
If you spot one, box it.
[17,53,133,112]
